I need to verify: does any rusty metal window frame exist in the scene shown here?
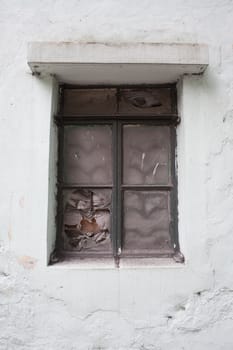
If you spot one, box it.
[52,84,181,265]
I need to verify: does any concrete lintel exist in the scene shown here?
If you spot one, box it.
[27,42,209,84]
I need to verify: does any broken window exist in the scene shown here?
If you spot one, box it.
[62,189,112,253]
[54,86,181,264]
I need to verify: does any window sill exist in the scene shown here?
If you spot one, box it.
[48,257,185,270]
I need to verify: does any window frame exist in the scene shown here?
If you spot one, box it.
[53,84,180,264]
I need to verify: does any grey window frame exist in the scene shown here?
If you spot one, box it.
[52,84,180,265]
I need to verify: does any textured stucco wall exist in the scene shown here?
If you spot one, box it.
[1,1,233,349]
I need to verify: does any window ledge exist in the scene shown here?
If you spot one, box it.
[48,257,185,270]
[27,42,208,84]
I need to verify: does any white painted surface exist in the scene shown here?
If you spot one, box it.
[1,1,233,349]
[27,42,208,84]
[27,62,208,85]
[28,42,208,64]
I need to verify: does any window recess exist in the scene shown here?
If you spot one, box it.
[53,85,182,265]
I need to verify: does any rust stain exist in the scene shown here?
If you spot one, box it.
[18,255,37,270]
[80,217,100,234]
[64,217,108,250]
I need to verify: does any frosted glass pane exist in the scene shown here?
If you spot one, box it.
[123,191,172,255]
[63,88,117,116]
[63,125,112,184]
[62,189,112,253]
[123,125,170,185]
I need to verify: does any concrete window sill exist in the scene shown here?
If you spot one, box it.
[48,257,185,270]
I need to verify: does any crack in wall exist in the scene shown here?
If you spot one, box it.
[1,249,233,349]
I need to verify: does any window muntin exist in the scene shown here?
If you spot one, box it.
[55,86,179,263]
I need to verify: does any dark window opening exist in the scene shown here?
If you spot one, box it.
[52,85,182,265]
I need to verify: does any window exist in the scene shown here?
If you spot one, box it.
[53,85,181,264]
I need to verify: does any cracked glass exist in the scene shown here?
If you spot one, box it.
[62,189,112,253]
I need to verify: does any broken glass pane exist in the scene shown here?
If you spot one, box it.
[123,191,173,255]
[62,189,112,253]
[119,88,173,115]
[123,125,170,185]
[63,125,112,185]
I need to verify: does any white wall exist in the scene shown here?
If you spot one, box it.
[1,1,233,349]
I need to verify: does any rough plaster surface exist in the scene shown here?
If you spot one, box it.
[1,0,233,349]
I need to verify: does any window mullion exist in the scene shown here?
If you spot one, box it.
[112,121,122,262]
[112,121,118,259]
[117,121,122,258]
